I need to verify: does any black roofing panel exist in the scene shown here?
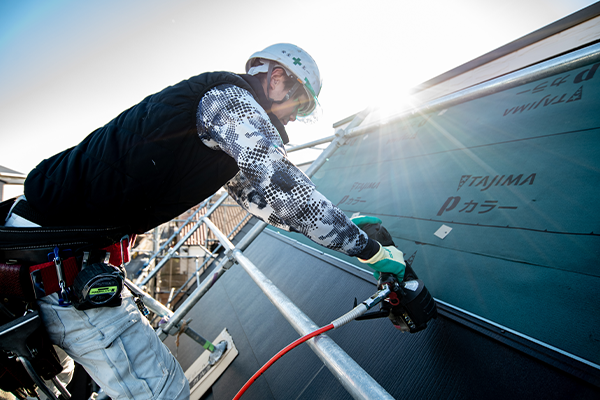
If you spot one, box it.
[165,228,599,399]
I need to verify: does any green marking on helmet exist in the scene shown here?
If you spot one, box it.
[304,78,317,97]
[90,286,117,295]
[293,57,302,65]
[301,78,321,114]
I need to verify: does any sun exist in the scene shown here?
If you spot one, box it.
[366,83,419,125]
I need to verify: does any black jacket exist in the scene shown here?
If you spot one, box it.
[24,72,287,233]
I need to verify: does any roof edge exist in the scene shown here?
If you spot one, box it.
[411,2,600,94]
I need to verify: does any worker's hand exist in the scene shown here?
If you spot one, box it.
[358,243,406,281]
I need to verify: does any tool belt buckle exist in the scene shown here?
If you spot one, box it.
[52,247,71,306]
[119,235,130,267]
[30,269,46,299]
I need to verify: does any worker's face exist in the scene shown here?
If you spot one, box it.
[268,71,309,126]
[271,91,309,126]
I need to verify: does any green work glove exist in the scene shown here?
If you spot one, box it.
[351,215,395,247]
[350,215,382,228]
[358,243,406,281]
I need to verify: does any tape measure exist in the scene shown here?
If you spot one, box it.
[72,263,123,310]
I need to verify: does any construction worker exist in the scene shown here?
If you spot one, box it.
[3,43,405,399]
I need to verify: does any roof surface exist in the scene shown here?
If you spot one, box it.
[166,221,599,399]
[165,13,600,400]
[301,53,600,367]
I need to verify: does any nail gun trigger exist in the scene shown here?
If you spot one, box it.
[355,310,390,321]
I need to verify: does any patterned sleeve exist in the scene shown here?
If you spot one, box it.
[196,84,370,256]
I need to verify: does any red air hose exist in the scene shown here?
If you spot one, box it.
[232,286,391,399]
[232,324,334,400]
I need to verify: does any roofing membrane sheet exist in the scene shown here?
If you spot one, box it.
[167,224,600,399]
[276,56,600,366]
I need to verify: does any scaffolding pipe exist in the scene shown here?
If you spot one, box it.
[345,43,600,140]
[156,214,248,336]
[170,213,251,300]
[155,216,262,335]
[286,135,335,152]
[206,206,393,398]
[232,248,394,400]
[158,256,233,337]
[125,279,217,351]
[195,257,201,286]
[143,196,213,268]
[161,214,394,399]
[175,244,223,295]
[203,218,235,250]
[136,193,229,286]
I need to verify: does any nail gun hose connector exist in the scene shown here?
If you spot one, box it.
[332,286,391,329]
[364,286,392,310]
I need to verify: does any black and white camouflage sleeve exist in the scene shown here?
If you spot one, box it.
[196,84,371,257]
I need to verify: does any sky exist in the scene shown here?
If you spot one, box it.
[0,0,597,194]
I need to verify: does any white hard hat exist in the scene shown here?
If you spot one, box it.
[246,43,322,117]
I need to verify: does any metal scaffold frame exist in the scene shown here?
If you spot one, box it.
[129,42,600,400]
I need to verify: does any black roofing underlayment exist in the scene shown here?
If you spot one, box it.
[165,219,599,400]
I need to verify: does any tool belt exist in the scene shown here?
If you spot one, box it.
[0,198,138,398]
[0,197,133,303]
